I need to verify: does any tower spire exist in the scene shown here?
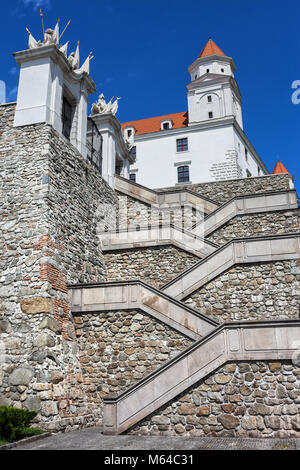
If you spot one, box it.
[272,161,289,174]
[198,38,226,58]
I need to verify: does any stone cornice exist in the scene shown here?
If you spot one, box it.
[13,45,96,95]
[188,54,236,74]
[187,75,241,101]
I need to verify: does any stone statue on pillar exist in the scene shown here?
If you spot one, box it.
[91,94,120,116]
[25,15,93,75]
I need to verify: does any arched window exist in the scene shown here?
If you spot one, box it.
[177,165,190,183]
[161,119,172,130]
[123,126,135,140]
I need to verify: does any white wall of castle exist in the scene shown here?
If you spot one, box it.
[129,122,266,188]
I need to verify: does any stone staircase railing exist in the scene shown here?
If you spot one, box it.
[70,280,218,341]
[115,174,219,214]
[101,224,218,258]
[162,233,300,300]
[102,189,298,258]
[198,189,298,237]
[102,319,300,435]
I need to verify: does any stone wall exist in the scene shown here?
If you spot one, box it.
[184,260,300,324]
[116,192,200,231]
[156,174,294,204]
[74,310,192,418]
[127,360,300,438]
[104,246,199,289]
[206,210,300,246]
[0,103,117,432]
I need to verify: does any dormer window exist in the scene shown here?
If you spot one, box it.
[161,119,172,130]
[131,146,136,158]
[124,126,135,140]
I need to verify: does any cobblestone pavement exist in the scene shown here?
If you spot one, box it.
[8,426,300,451]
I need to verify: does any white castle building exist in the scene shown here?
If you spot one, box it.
[122,39,269,188]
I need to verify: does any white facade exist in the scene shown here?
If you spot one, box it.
[123,42,268,188]
[88,113,134,189]
[13,41,133,188]
[13,45,96,157]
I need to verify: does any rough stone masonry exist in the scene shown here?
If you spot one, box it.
[1,101,300,436]
[0,103,116,432]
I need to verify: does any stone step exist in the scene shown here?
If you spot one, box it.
[102,319,300,435]
[115,174,219,214]
[161,232,300,300]
[104,188,298,258]
[70,280,218,341]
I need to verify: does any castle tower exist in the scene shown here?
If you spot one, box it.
[187,39,243,129]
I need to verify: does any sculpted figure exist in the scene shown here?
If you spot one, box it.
[43,28,55,45]
[26,19,59,49]
[110,97,120,116]
[68,41,80,70]
[91,94,120,116]
[91,94,109,115]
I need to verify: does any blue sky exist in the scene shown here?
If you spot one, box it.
[1,0,299,191]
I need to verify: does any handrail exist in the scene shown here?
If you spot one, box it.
[102,319,300,434]
[115,174,220,211]
[70,279,218,340]
[161,232,300,299]
[104,188,298,257]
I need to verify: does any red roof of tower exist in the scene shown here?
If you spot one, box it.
[121,111,188,136]
[199,39,226,58]
[272,161,289,174]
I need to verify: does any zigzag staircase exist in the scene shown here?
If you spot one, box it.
[70,178,300,435]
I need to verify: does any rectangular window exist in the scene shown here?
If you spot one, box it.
[246,169,252,178]
[177,165,190,183]
[131,146,136,158]
[258,166,261,176]
[208,111,213,119]
[62,96,73,140]
[129,173,136,182]
[176,138,188,152]
[245,148,248,161]
[207,95,212,103]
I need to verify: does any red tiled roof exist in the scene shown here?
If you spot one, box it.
[199,39,226,58]
[272,161,289,174]
[122,111,188,136]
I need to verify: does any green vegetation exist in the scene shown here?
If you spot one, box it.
[0,406,43,443]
